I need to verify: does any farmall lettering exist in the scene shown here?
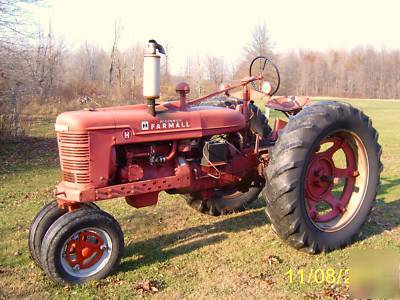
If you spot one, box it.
[141,119,190,131]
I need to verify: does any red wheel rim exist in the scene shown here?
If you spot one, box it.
[305,134,362,227]
[65,230,105,269]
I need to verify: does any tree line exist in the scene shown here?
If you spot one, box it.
[0,2,399,137]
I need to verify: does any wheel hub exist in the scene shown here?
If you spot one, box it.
[305,136,359,223]
[65,231,105,270]
[306,156,334,201]
[81,247,93,258]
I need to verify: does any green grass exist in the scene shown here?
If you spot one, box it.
[0,99,399,299]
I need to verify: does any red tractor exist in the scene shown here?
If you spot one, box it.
[29,40,382,285]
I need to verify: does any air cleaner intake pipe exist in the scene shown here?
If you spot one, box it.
[143,39,165,116]
[176,82,190,110]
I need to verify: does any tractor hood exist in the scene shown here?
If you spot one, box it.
[55,101,246,143]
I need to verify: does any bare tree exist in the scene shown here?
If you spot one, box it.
[0,0,38,47]
[205,55,225,86]
[161,42,170,80]
[108,20,123,89]
[245,22,275,60]
[28,23,64,101]
[129,42,144,100]
[0,0,41,138]
[183,55,205,97]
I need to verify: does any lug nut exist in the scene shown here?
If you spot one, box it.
[72,264,80,272]
[100,244,108,251]
[336,203,346,213]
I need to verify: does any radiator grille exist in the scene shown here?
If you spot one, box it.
[58,132,90,184]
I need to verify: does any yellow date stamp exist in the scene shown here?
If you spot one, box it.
[285,268,350,285]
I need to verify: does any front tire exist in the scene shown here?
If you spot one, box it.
[28,200,98,268]
[40,209,124,285]
[264,101,382,253]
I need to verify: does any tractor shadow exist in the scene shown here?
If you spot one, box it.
[119,203,268,273]
[360,176,400,240]
[119,177,400,273]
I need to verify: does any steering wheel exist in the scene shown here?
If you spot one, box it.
[249,56,280,96]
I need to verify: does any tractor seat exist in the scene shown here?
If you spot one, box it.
[265,96,311,112]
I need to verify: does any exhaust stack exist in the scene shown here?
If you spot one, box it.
[143,39,165,116]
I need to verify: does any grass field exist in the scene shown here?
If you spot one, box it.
[0,98,399,299]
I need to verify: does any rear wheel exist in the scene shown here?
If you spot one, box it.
[40,209,124,285]
[264,101,382,253]
[28,201,98,268]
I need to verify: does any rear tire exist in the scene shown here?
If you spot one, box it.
[264,101,382,253]
[184,181,264,216]
[28,201,98,268]
[40,209,124,285]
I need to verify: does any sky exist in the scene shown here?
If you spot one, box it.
[29,0,400,75]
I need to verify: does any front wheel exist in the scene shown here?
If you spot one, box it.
[28,200,99,268]
[40,209,124,284]
[264,101,382,253]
